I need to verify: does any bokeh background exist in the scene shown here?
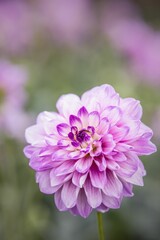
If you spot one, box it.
[0,0,160,239]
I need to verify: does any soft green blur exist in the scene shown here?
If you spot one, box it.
[0,1,160,240]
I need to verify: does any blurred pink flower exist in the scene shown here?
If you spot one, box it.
[0,1,33,55]
[102,1,160,85]
[0,60,30,140]
[24,85,156,218]
[36,0,93,46]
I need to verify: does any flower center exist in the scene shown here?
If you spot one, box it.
[68,126,95,147]
[76,130,90,143]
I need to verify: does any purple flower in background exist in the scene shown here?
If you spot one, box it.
[0,1,33,55]
[102,0,160,85]
[151,107,160,141]
[0,60,30,140]
[36,0,93,46]
[24,85,156,218]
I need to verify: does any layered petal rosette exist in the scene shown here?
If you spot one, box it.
[24,85,157,218]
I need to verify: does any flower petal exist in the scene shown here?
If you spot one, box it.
[110,126,129,142]
[69,206,79,216]
[44,121,57,135]
[88,111,100,127]
[23,145,35,158]
[37,111,64,123]
[52,149,68,160]
[72,172,88,188]
[57,139,70,147]
[122,167,144,186]
[111,152,127,162]
[131,133,157,155]
[96,204,109,213]
[102,194,121,209]
[61,181,79,208]
[121,160,146,186]
[94,155,107,171]
[116,152,139,178]
[29,156,53,171]
[120,98,142,119]
[67,150,83,159]
[75,156,93,173]
[57,123,70,137]
[97,118,110,135]
[53,161,76,176]
[50,170,72,187]
[45,136,58,146]
[89,166,106,189]
[102,134,116,154]
[103,170,123,198]
[120,180,134,197]
[77,106,89,128]
[115,143,133,152]
[25,124,45,145]
[56,94,82,118]
[69,115,82,129]
[81,84,120,112]
[101,106,121,126]
[107,160,120,171]
[123,120,141,140]
[76,189,92,218]
[36,171,61,194]
[54,188,67,211]
[84,179,102,208]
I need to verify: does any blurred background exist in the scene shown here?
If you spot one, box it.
[0,0,160,239]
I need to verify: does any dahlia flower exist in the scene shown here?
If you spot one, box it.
[24,85,156,218]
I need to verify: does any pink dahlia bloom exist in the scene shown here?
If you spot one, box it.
[0,60,30,140]
[24,85,156,218]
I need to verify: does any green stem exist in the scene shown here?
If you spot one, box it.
[97,212,105,240]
